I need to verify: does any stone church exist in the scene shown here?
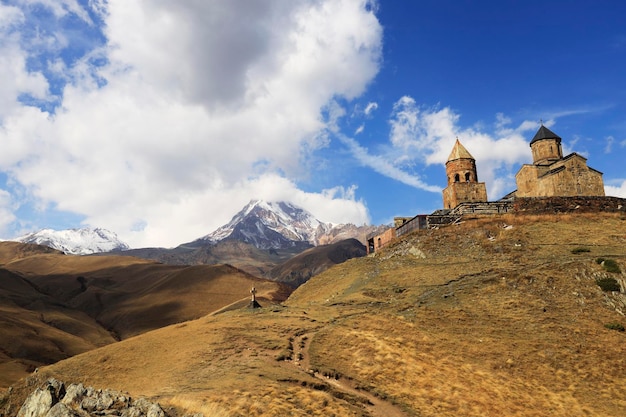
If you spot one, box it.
[369,126,610,254]
[442,126,605,209]
[515,125,605,197]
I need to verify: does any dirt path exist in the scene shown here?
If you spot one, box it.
[289,332,411,417]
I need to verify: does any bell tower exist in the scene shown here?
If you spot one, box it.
[442,138,488,209]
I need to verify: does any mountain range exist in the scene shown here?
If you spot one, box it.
[8,200,386,287]
[11,200,382,255]
[12,228,129,255]
[124,200,384,283]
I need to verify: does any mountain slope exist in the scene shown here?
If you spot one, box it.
[0,242,291,389]
[122,239,301,276]
[12,228,129,255]
[4,213,624,417]
[266,238,367,287]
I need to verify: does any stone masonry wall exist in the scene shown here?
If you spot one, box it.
[513,196,626,214]
[442,182,488,209]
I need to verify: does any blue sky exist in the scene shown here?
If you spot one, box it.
[0,0,624,248]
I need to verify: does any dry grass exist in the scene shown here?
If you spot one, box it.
[0,247,290,389]
[3,213,625,417]
[163,395,231,417]
[292,213,626,416]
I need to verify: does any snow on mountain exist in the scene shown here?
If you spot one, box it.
[201,200,335,250]
[13,228,130,255]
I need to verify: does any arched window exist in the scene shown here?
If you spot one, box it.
[454,174,460,182]
[377,237,381,248]
[465,172,471,182]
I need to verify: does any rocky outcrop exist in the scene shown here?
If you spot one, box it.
[16,379,165,417]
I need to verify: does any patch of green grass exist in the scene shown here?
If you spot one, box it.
[596,278,621,292]
[604,322,625,332]
[571,247,591,254]
[596,258,622,273]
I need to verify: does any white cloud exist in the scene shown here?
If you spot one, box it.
[19,0,92,24]
[383,96,535,199]
[337,132,441,193]
[0,5,49,117]
[605,180,626,198]
[364,101,378,115]
[0,189,16,235]
[336,96,538,199]
[605,136,614,153]
[0,0,383,247]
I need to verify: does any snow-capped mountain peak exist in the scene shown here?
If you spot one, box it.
[13,227,130,255]
[201,200,331,250]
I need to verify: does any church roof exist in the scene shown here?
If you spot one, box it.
[447,138,475,161]
[530,125,561,145]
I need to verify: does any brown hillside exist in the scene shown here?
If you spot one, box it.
[2,213,625,417]
[121,239,302,277]
[0,241,63,263]
[0,244,291,390]
[267,238,366,287]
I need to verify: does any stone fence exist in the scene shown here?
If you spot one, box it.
[513,196,626,214]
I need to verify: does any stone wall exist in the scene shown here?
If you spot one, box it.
[513,196,626,214]
[442,182,488,209]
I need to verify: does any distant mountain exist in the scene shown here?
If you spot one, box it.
[199,199,384,250]
[199,200,325,250]
[13,228,129,255]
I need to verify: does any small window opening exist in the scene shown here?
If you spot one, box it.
[454,174,460,182]
[465,172,471,182]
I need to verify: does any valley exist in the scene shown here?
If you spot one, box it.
[0,243,290,388]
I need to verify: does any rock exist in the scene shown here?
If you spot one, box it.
[120,407,144,417]
[60,384,85,407]
[45,403,78,417]
[16,378,166,417]
[146,404,165,417]
[80,390,114,412]
[18,378,65,417]
[132,398,165,417]
[408,246,426,258]
[17,388,53,417]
